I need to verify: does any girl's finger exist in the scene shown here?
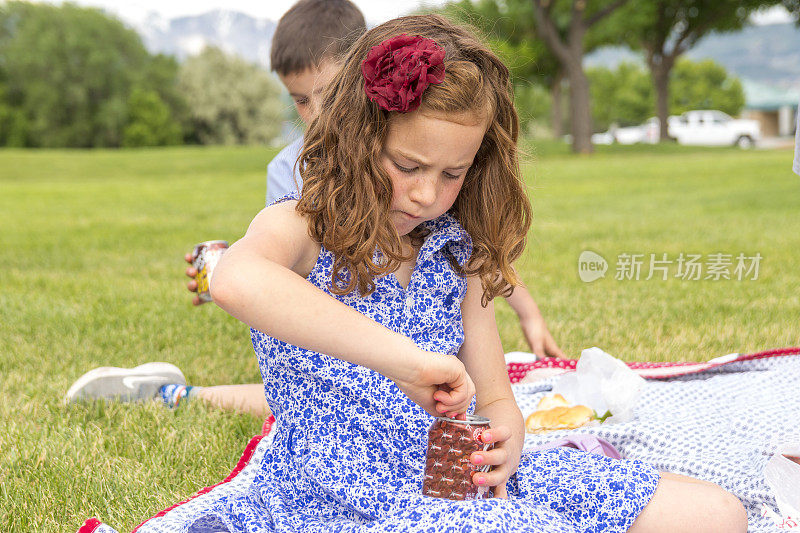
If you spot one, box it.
[439,409,467,420]
[432,391,455,407]
[445,383,472,405]
[436,403,469,419]
[472,467,509,491]
[442,365,474,397]
[481,425,512,444]
[434,402,451,415]
[433,388,455,403]
[436,399,469,416]
[471,447,508,467]
[546,333,567,359]
[434,386,472,407]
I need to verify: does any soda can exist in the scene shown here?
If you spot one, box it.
[422,414,493,500]
[191,240,229,303]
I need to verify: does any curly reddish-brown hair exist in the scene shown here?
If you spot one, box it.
[296,14,531,306]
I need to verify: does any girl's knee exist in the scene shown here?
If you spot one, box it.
[630,474,747,533]
[682,480,747,532]
[660,472,747,531]
[713,488,748,533]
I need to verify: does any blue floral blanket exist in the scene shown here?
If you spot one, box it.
[79,350,800,533]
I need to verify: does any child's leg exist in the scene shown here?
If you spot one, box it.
[66,364,270,417]
[192,384,270,418]
[627,472,747,533]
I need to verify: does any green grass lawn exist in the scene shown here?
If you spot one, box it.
[1,144,798,529]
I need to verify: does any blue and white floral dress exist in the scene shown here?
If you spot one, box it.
[202,208,660,532]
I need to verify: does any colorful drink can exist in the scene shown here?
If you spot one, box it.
[191,240,228,303]
[422,414,493,500]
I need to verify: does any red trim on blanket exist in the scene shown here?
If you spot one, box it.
[506,347,800,383]
[261,413,275,435]
[131,433,265,532]
[507,360,575,383]
[633,347,800,379]
[77,518,102,533]
[737,346,800,360]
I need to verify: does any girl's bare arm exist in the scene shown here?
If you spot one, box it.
[210,201,474,415]
[458,274,525,496]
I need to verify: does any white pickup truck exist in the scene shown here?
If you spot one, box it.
[669,110,761,148]
[592,110,761,148]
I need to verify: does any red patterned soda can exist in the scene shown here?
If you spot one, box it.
[422,414,493,500]
[191,240,228,303]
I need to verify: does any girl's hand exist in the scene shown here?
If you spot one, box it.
[519,312,567,359]
[470,425,519,498]
[391,351,475,418]
[184,252,204,306]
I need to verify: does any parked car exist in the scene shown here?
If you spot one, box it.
[592,118,662,145]
[668,110,760,148]
[593,111,759,148]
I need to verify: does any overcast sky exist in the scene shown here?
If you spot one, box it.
[41,0,449,26]
[39,0,794,27]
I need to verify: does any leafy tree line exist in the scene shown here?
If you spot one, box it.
[0,2,283,148]
[444,0,798,152]
[588,59,745,133]
[508,56,744,137]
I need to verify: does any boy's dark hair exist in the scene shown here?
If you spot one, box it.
[270,0,366,76]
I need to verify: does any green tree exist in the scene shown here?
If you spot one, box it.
[670,58,745,116]
[0,77,13,145]
[142,53,190,140]
[443,0,622,141]
[514,82,554,137]
[0,2,184,147]
[588,62,653,132]
[122,88,182,147]
[443,0,562,135]
[587,59,744,133]
[529,0,630,153]
[784,0,800,19]
[610,0,790,141]
[178,47,283,145]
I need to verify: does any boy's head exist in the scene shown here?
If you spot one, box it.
[271,0,366,124]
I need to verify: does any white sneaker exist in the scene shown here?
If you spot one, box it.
[65,362,187,403]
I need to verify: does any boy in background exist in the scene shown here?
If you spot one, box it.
[67,0,566,417]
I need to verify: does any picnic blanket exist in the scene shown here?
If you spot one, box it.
[79,347,800,533]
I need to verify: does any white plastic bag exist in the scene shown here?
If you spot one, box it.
[762,446,800,528]
[551,347,645,424]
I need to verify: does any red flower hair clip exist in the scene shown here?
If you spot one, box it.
[361,34,446,113]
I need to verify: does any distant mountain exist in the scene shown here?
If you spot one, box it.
[132,10,276,68]
[687,22,800,89]
[128,10,800,89]
[586,22,800,90]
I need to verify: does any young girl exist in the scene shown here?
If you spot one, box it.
[209,14,747,533]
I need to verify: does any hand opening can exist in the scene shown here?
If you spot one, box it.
[191,240,228,303]
[422,414,493,500]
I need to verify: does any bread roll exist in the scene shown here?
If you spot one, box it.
[536,393,570,411]
[525,405,595,433]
